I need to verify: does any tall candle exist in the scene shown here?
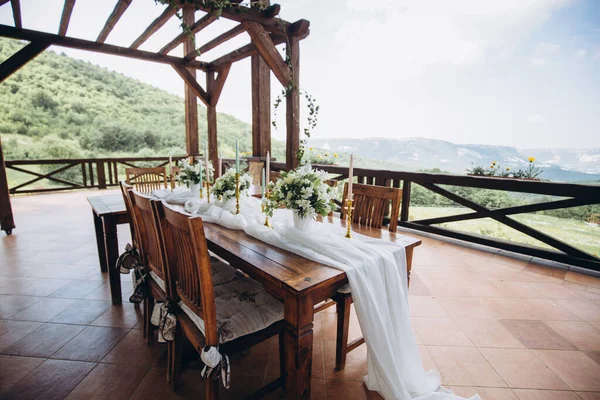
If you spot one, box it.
[262,168,266,199]
[218,153,222,178]
[266,151,270,183]
[204,142,209,182]
[348,154,354,200]
[198,159,203,185]
[168,152,173,190]
[235,140,240,174]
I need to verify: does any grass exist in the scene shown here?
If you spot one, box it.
[409,206,600,257]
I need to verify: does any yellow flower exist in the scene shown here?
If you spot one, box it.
[506,167,510,171]
[317,155,322,158]
[333,153,338,157]
[490,165,494,169]
[309,148,313,151]
[324,154,328,157]
[492,161,497,165]
[528,157,535,162]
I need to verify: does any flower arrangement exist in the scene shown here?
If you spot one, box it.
[212,168,252,201]
[303,148,338,165]
[265,165,335,219]
[177,159,213,186]
[466,157,543,180]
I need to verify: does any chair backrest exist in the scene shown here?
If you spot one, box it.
[152,201,219,346]
[269,171,281,183]
[341,183,402,232]
[125,166,167,193]
[129,191,167,286]
[119,181,137,247]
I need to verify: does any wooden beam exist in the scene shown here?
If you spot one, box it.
[0,136,15,234]
[184,24,245,59]
[130,6,176,50]
[97,0,132,43]
[209,63,230,107]
[0,41,49,83]
[172,64,210,107]
[58,0,76,36]
[206,71,218,170]
[209,34,286,69]
[0,1,10,7]
[0,24,209,70]
[243,21,292,87]
[251,54,271,157]
[286,36,300,170]
[10,0,21,29]
[159,13,217,55]
[182,7,199,157]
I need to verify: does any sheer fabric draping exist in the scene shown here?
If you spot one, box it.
[153,189,479,400]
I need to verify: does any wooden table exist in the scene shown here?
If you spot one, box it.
[88,194,128,305]
[88,194,421,399]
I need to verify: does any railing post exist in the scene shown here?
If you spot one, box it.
[0,136,15,234]
[400,180,411,222]
[96,160,106,189]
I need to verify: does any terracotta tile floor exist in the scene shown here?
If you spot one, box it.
[1,190,600,400]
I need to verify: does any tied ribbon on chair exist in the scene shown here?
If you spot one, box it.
[150,301,177,343]
[115,244,149,304]
[200,345,231,390]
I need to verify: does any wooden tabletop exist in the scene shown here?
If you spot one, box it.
[87,194,127,216]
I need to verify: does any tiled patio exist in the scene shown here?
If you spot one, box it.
[1,190,600,400]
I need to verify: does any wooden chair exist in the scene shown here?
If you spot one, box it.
[125,166,167,193]
[119,181,138,249]
[128,191,171,344]
[151,201,286,397]
[326,183,406,370]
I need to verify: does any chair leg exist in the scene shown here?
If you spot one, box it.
[144,295,154,344]
[278,330,286,382]
[335,294,352,371]
[170,324,183,391]
[204,375,219,399]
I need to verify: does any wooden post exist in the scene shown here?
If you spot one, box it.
[285,36,300,170]
[400,180,411,222]
[183,7,199,157]
[206,70,218,168]
[0,136,15,234]
[251,54,271,157]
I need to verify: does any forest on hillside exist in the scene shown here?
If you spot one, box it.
[0,37,286,161]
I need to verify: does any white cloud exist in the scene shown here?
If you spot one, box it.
[536,42,561,53]
[531,57,547,66]
[526,114,546,123]
[577,49,587,58]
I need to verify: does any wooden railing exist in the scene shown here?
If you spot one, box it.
[273,162,600,272]
[4,156,190,194]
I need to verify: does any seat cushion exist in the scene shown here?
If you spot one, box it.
[179,268,283,344]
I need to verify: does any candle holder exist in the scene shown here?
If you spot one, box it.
[205,180,211,203]
[235,173,240,215]
[262,191,272,228]
[344,199,354,239]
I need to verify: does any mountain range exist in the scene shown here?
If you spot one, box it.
[308,137,600,182]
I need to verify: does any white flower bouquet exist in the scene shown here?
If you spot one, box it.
[265,165,335,220]
[177,159,214,186]
[212,168,252,201]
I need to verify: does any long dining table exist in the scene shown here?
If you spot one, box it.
[88,193,421,399]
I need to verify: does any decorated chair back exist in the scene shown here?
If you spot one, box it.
[152,201,219,346]
[129,191,167,287]
[119,181,138,247]
[341,183,402,232]
[125,166,167,193]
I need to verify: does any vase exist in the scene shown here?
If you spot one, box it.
[189,182,201,197]
[293,213,314,233]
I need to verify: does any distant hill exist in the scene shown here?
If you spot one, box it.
[0,37,286,161]
[308,137,600,182]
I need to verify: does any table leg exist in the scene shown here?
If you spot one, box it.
[283,290,314,400]
[102,214,122,305]
[93,211,108,272]
[406,247,414,287]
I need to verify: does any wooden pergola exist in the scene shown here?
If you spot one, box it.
[0,0,309,234]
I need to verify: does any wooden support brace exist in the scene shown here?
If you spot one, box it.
[97,0,132,43]
[0,40,49,83]
[58,0,76,36]
[209,64,230,107]
[172,64,210,107]
[243,21,292,87]
[185,24,245,59]
[159,13,217,55]
[130,6,177,49]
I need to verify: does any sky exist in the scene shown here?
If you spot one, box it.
[1,0,599,149]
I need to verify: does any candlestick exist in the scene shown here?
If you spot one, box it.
[261,168,266,199]
[235,173,240,215]
[266,151,270,183]
[198,159,203,190]
[235,140,240,174]
[218,154,222,178]
[262,191,272,228]
[205,180,210,203]
[204,142,209,181]
[348,153,354,200]
[344,199,354,239]
[168,153,174,191]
